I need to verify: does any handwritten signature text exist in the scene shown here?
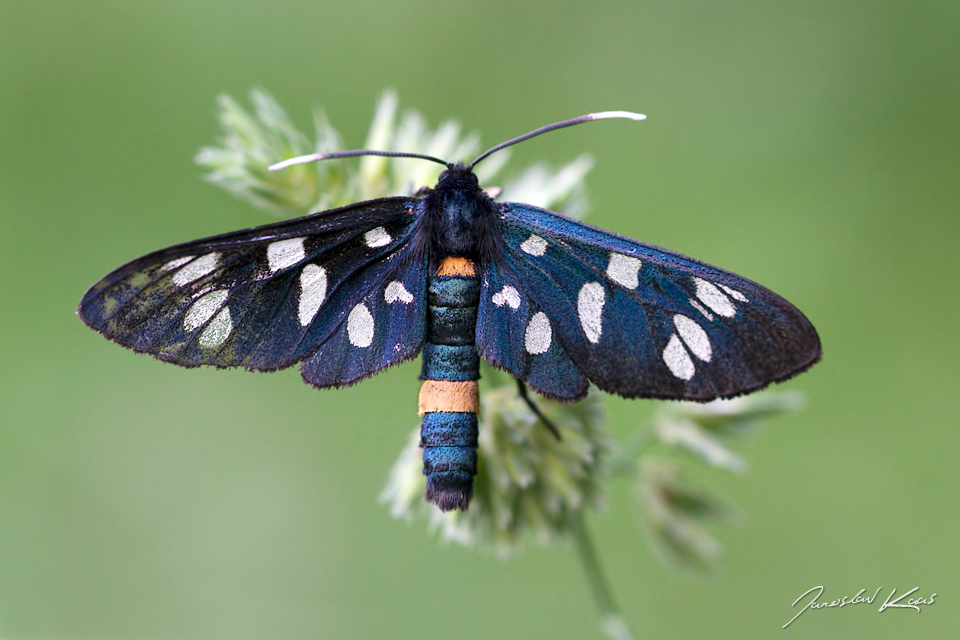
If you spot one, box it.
[783,586,936,628]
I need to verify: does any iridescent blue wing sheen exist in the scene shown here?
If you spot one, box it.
[476,259,589,401]
[79,197,428,384]
[299,253,428,387]
[480,202,821,401]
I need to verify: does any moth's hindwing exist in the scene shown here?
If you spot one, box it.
[481,202,821,401]
[476,260,588,401]
[78,197,424,376]
[300,253,428,388]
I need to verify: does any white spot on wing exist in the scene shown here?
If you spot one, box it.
[267,237,306,272]
[172,253,218,286]
[662,334,695,380]
[491,285,521,310]
[385,281,414,304]
[199,307,232,349]
[183,290,229,332]
[688,298,714,321]
[520,234,548,256]
[577,282,605,343]
[347,303,375,348]
[298,264,327,326]
[161,256,194,272]
[673,314,712,362]
[718,283,748,302]
[524,312,552,354]
[364,227,391,248]
[606,253,642,289]
[694,278,736,317]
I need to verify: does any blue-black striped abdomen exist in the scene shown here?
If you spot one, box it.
[421,412,478,509]
[419,258,481,511]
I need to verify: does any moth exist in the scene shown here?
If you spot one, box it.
[79,112,821,511]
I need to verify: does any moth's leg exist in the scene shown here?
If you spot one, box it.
[515,379,562,441]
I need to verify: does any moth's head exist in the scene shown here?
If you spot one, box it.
[436,163,481,192]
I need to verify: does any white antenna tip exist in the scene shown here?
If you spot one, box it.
[268,153,324,172]
[588,111,647,121]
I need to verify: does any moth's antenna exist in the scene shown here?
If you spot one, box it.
[468,111,646,169]
[269,149,450,172]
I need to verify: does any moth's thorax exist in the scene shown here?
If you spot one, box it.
[425,165,497,257]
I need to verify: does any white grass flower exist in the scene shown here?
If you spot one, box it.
[196,89,806,639]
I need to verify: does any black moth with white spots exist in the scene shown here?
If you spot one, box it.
[79,111,820,508]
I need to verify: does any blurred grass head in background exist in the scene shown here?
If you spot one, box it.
[196,88,809,638]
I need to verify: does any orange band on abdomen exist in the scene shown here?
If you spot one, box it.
[418,380,480,414]
[436,256,476,277]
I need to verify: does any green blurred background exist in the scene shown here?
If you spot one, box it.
[1,1,957,638]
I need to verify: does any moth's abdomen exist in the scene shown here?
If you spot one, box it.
[419,412,478,510]
[418,257,481,511]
